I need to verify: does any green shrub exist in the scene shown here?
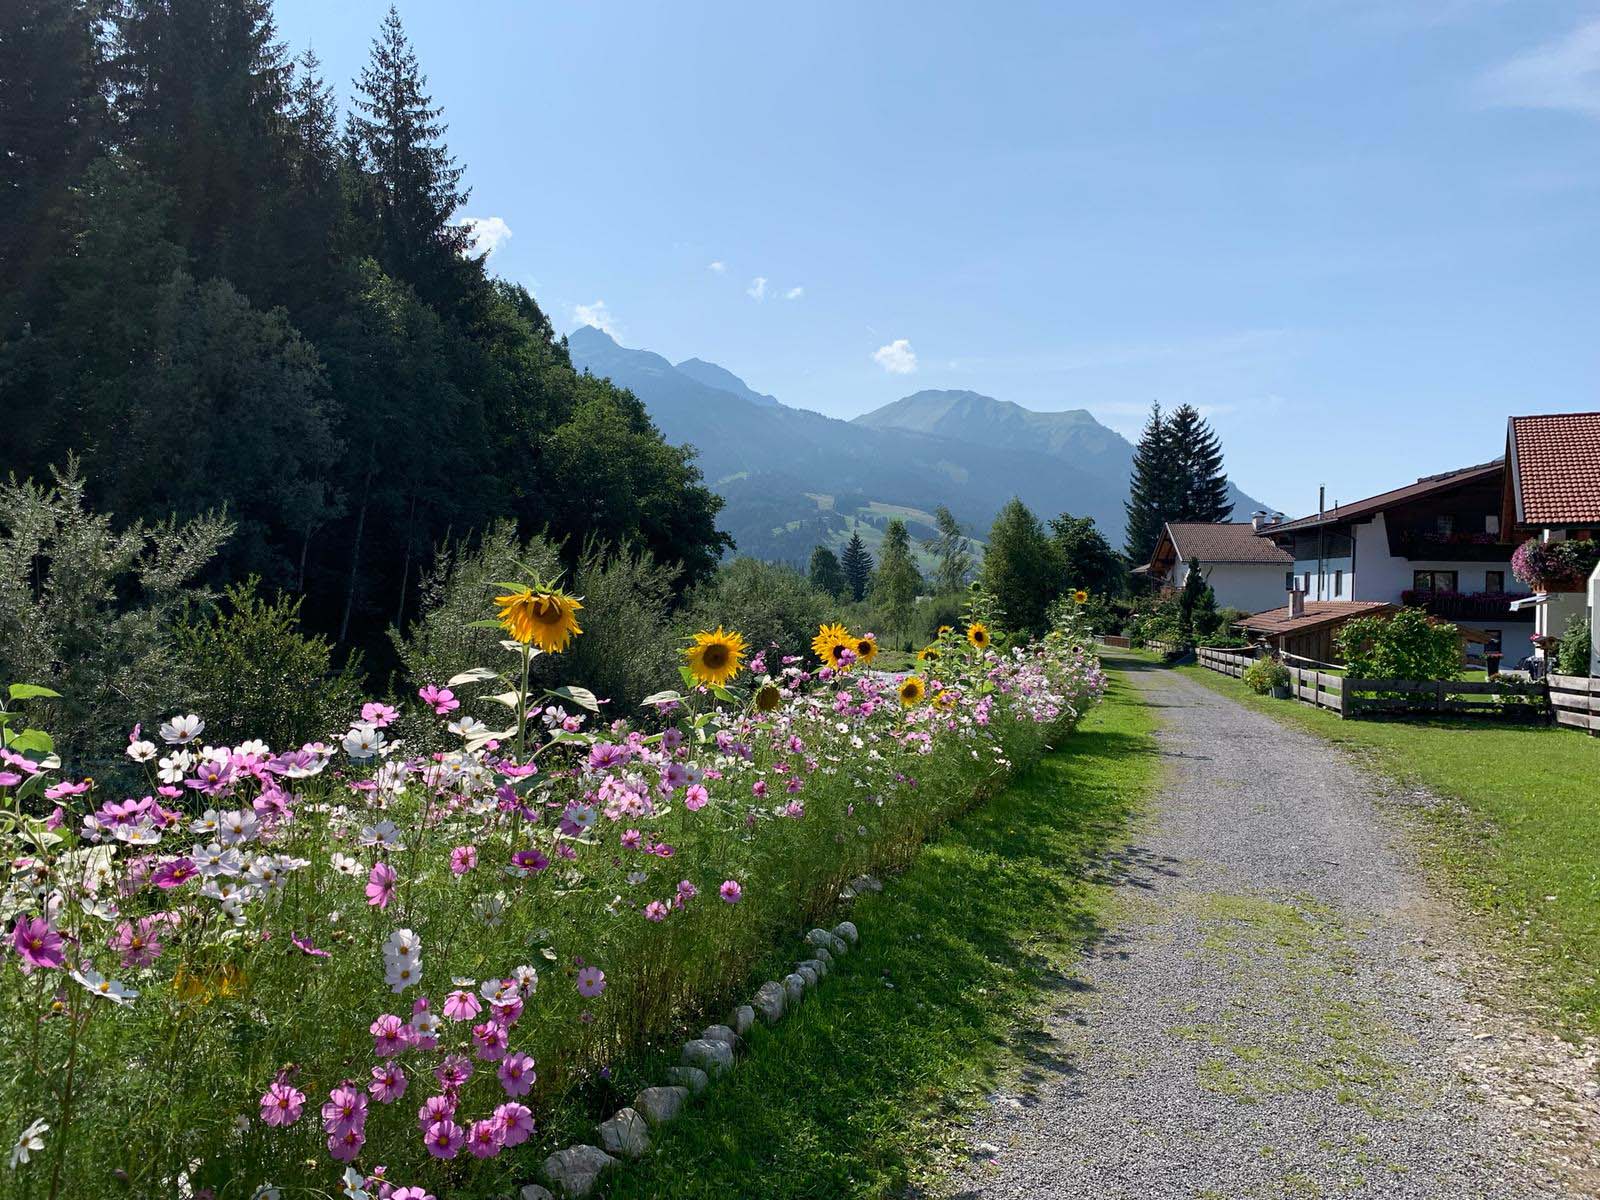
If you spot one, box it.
[1334,607,1461,681]
[1242,657,1289,695]
[560,540,681,712]
[1557,614,1593,677]
[682,557,836,663]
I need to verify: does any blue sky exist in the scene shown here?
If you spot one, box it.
[275,0,1599,519]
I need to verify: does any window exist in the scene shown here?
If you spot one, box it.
[1484,570,1504,593]
[1284,571,1295,591]
[1302,571,1311,592]
[1413,570,1458,593]
[1435,515,1455,536]
[1333,569,1343,596]
[1485,514,1500,535]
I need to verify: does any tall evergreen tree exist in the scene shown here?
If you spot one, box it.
[871,519,923,637]
[840,532,873,602]
[808,545,846,597]
[1049,513,1122,598]
[1123,401,1177,565]
[923,504,973,593]
[982,498,1062,636]
[1167,403,1232,523]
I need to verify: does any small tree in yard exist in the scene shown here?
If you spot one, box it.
[1177,556,1216,646]
[808,544,846,597]
[1557,614,1592,677]
[1334,608,1461,681]
[840,531,873,601]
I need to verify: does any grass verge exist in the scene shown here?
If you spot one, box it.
[606,654,1160,1199]
[1178,660,1600,1035]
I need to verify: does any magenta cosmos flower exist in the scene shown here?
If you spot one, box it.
[684,784,709,811]
[391,1189,436,1200]
[11,916,65,972]
[719,880,743,904]
[369,1061,408,1104]
[644,900,669,922]
[576,966,606,998]
[416,1093,454,1132]
[497,1051,535,1097]
[424,1118,466,1159]
[467,1118,504,1158]
[327,1126,366,1162]
[418,684,459,715]
[471,1020,507,1062]
[321,1085,368,1135]
[449,845,477,874]
[260,1081,306,1127]
[365,861,396,908]
[442,989,480,1022]
[110,916,164,968]
[370,1013,412,1058]
[495,1101,535,1146]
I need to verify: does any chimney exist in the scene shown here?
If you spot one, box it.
[1250,510,1268,532]
[1288,587,1305,618]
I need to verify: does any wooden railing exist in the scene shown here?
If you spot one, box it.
[1548,674,1600,735]
[1288,665,1347,715]
[1196,646,1256,677]
[1096,634,1131,649]
[1341,676,1547,719]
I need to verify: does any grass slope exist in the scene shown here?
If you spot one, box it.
[608,656,1160,1199]
[1178,661,1600,1035]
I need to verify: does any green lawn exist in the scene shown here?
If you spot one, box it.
[608,655,1160,1199]
[1179,661,1600,1035]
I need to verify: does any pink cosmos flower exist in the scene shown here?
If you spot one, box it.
[467,1118,504,1158]
[361,702,399,728]
[391,1189,436,1200]
[424,1118,465,1159]
[11,916,66,973]
[0,773,21,788]
[416,1094,455,1132]
[495,1101,536,1146]
[44,780,90,801]
[370,1061,408,1104]
[576,966,606,998]
[328,1126,366,1161]
[434,1054,473,1089]
[365,861,396,909]
[110,916,164,968]
[291,933,331,958]
[449,845,477,875]
[720,880,743,904]
[677,879,698,901]
[497,1051,535,1098]
[644,900,669,922]
[370,1013,412,1058]
[418,684,460,715]
[751,780,768,798]
[151,858,198,888]
[471,1020,507,1061]
[509,848,549,874]
[443,989,481,1022]
[260,1081,306,1127]
[684,784,709,811]
[321,1084,368,1135]
[620,828,642,849]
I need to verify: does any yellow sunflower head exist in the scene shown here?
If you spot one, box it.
[853,634,878,666]
[966,621,990,650]
[933,688,958,711]
[685,627,747,688]
[916,645,940,663]
[1073,589,1089,605]
[495,587,584,653]
[937,625,953,637]
[753,680,784,713]
[897,675,927,708]
[811,622,853,670]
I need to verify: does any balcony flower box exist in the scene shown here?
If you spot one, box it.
[1511,538,1600,593]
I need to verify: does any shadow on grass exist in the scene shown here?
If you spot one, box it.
[605,675,1163,1200]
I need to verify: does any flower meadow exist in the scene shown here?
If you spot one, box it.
[0,584,1104,1200]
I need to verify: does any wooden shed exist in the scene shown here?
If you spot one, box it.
[1235,599,1396,664]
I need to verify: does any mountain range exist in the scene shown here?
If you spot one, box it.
[565,325,1265,566]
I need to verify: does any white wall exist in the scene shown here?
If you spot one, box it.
[1177,559,1293,614]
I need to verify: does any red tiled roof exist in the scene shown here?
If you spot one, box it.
[1263,462,1503,536]
[1165,522,1292,565]
[1507,412,1600,526]
[1235,600,1393,636]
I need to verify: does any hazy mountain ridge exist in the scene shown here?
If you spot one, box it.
[565,326,1266,563]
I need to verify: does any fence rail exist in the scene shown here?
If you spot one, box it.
[1096,634,1131,649]
[1196,646,1256,677]
[1549,673,1600,734]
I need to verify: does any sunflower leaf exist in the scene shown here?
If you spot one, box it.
[545,685,600,713]
[641,690,685,707]
[447,667,500,687]
[8,684,62,701]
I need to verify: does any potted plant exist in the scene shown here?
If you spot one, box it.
[1243,657,1292,699]
[1512,537,1600,593]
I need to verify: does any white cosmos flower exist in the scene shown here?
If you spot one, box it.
[197,744,231,764]
[447,716,488,739]
[111,820,161,846]
[235,739,270,757]
[412,1010,441,1039]
[125,740,157,763]
[340,1167,371,1200]
[384,958,423,993]
[511,964,539,995]
[191,843,242,877]
[359,820,404,849]
[158,751,194,785]
[70,968,137,1004]
[245,857,285,890]
[216,810,260,846]
[330,852,364,877]
[189,808,220,835]
[159,714,204,745]
[383,928,422,963]
[9,1118,47,1168]
[251,1186,282,1200]
[342,723,384,760]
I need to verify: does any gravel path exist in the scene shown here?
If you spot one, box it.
[949,659,1581,1200]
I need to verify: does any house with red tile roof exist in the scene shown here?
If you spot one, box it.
[1135,520,1293,613]
[1502,413,1600,673]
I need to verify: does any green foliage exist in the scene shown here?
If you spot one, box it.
[1557,614,1593,677]
[1177,556,1213,645]
[174,579,366,749]
[840,532,873,602]
[808,545,846,597]
[0,461,232,770]
[870,518,923,638]
[981,498,1061,636]
[1334,607,1461,681]
[1049,513,1122,598]
[1123,402,1175,564]
[1242,656,1290,695]
[923,504,973,592]
[1122,400,1234,563]
[684,558,837,664]
[560,541,681,713]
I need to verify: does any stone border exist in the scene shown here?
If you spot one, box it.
[520,882,877,1199]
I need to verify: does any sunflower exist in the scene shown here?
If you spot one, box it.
[685,627,747,688]
[1073,589,1089,605]
[937,625,953,637]
[753,681,784,713]
[852,634,878,667]
[966,621,990,650]
[897,675,927,708]
[916,645,940,663]
[811,622,853,670]
[495,587,584,653]
[932,688,958,711]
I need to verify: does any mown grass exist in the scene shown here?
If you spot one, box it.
[1178,661,1600,1035]
[607,655,1160,1199]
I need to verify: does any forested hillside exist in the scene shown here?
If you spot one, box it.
[0,1,729,660]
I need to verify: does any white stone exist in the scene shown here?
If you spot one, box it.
[814,946,834,966]
[598,1107,650,1158]
[522,1187,555,1200]
[681,1037,734,1075]
[783,972,806,1005]
[753,980,786,1023]
[796,963,819,989]
[666,1065,708,1094]
[730,1004,755,1036]
[701,1023,738,1046]
[833,920,859,945]
[543,1144,616,1197]
[635,1085,690,1125]
[800,956,827,978]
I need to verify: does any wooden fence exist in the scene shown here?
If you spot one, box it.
[1096,634,1131,649]
[1549,674,1600,735]
[1288,665,1347,715]
[1196,646,1256,677]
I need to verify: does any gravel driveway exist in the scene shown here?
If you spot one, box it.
[949,660,1580,1200]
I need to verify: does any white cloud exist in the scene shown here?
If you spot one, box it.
[1480,18,1600,118]
[747,276,768,301]
[784,285,805,300]
[572,300,619,337]
[872,338,918,375]
[707,260,726,273]
[457,215,513,256]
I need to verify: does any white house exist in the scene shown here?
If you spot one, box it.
[1502,412,1600,672]
[1136,521,1294,613]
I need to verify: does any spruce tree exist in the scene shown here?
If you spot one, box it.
[1168,403,1232,523]
[871,519,923,637]
[808,545,846,597]
[840,532,873,602]
[1123,401,1176,564]
[982,498,1062,636]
